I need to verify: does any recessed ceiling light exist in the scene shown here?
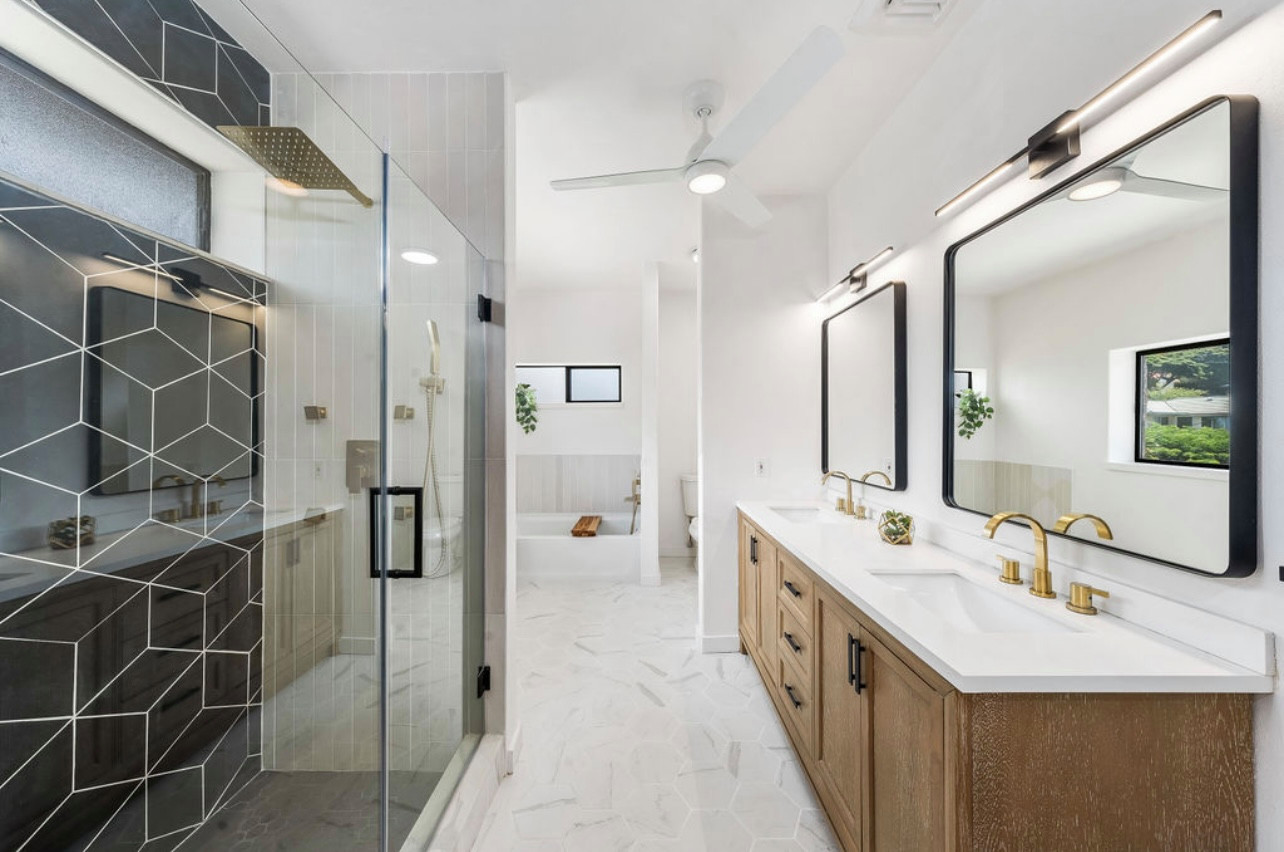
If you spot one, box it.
[401,249,439,265]
[1068,169,1126,202]
[685,161,729,195]
[266,176,308,198]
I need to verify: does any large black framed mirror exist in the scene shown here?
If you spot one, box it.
[822,281,907,490]
[944,96,1259,577]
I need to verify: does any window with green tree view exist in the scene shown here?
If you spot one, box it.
[1137,339,1230,468]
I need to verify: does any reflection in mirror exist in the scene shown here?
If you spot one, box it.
[946,97,1259,576]
[823,282,906,491]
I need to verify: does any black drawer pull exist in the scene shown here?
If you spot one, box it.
[848,633,865,694]
[783,580,802,599]
[784,632,802,653]
[749,535,759,565]
[784,683,803,709]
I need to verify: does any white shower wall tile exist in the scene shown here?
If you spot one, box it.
[516,454,641,514]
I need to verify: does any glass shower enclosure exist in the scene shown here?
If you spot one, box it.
[0,4,487,850]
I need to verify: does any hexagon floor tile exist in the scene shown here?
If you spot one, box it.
[472,559,842,852]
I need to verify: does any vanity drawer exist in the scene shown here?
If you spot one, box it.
[775,655,814,753]
[777,603,813,682]
[777,554,813,628]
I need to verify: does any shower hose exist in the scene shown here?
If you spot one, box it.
[422,382,451,579]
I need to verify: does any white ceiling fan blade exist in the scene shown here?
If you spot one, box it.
[551,168,685,191]
[1121,173,1227,202]
[700,26,845,166]
[710,174,772,229]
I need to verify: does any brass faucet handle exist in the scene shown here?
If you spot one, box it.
[1066,582,1110,615]
[997,556,1023,585]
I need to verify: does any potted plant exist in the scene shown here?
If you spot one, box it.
[956,388,994,440]
[516,383,539,434]
[878,510,914,546]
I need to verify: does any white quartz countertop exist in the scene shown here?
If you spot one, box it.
[0,503,345,604]
[737,500,1274,694]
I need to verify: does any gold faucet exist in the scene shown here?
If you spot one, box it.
[853,471,892,519]
[187,474,228,519]
[1052,513,1114,540]
[859,470,892,486]
[984,512,1056,599]
[822,470,855,515]
[153,474,187,489]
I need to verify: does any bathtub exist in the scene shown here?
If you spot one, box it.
[516,512,640,580]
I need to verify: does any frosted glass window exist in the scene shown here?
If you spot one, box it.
[515,366,566,405]
[568,367,621,403]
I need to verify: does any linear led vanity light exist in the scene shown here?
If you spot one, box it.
[1057,10,1223,134]
[820,246,894,302]
[102,252,183,282]
[934,9,1222,218]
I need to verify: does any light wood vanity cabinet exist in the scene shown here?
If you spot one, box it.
[737,513,1254,852]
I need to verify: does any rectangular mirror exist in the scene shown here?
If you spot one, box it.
[822,281,907,490]
[944,97,1259,576]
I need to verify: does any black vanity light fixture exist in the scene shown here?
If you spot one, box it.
[819,245,894,302]
[102,252,243,301]
[934,9,1223,218]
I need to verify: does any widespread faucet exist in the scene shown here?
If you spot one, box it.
[821,470,855,516]
[187,475,227,519]
[1052,513,1114,540]
[984,512,1056,599]
[853,470,892,519]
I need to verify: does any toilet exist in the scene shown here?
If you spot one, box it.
[680,473,699,547]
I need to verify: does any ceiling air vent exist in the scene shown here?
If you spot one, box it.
[849,0,956,32]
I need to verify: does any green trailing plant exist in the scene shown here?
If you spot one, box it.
[956,388,994,440]
[515,383,539,434]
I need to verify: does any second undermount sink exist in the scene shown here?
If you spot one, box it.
[870,570,1076,635]
[769,506,850,524]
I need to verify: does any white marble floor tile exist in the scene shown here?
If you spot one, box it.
[471,559,839,851]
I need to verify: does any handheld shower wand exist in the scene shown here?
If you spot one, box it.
[420,320,445,394]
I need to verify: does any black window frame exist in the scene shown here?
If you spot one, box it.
[565,365,623,403]
[1133,337,1231,470]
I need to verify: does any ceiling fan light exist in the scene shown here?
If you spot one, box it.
[686,161,729,195]
[1069,169,1126,202]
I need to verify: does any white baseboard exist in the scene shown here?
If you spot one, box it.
[700,633,742,654]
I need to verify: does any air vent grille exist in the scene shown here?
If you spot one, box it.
[850,0,955,32]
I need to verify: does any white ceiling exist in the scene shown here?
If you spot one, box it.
[234,0,978,289]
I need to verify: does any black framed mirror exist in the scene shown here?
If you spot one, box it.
[943,96,1259,576]
[822,281,907,490]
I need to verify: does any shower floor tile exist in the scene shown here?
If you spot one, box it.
[473,558,841,851]
[181,768,438,851]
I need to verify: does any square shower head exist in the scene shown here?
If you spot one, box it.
[217,125,374,208]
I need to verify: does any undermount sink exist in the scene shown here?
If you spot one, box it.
[870,570,1076,635]
[770,507,824,522]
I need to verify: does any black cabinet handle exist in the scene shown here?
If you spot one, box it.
[784,632,802,653]
[784,683,803,709]
[784,580,802,599]
[848,633,865,694]
[750,535,758,565]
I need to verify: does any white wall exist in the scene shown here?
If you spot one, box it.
[822,0,1284,839]
[970,222,1228,571]
[698,196,828,651]
[658,285,698,557]
[510,287,644,455]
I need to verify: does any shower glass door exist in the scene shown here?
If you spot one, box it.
[378,159,487,849]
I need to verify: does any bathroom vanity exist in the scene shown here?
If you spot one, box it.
[737,502,1268,851]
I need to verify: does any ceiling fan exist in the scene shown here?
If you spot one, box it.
[549,26,846,228]
[1065,152,1227,203]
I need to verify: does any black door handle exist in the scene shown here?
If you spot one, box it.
[784,632,802,653]
[848,633,865,694]
[784,683,803,709]
[750,535,758,565]
[784,580,802,599]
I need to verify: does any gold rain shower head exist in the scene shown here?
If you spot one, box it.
[217,125,374,208]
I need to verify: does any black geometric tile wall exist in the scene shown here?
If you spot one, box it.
[31,0,270,129]
[0,174,268,850]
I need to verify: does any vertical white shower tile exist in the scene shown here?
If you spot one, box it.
[465,73,487,151]
[447,74,466,151]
